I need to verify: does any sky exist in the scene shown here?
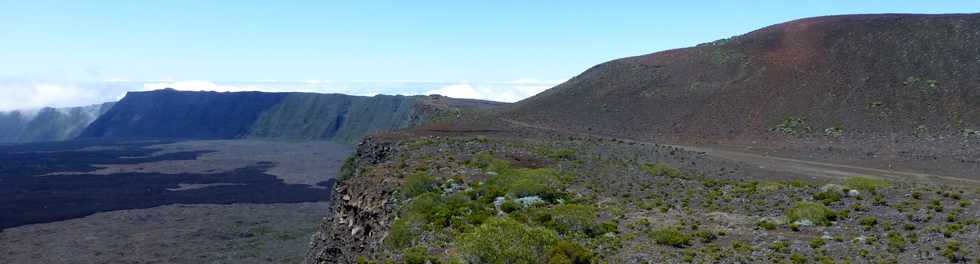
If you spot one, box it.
[1,1,978,110]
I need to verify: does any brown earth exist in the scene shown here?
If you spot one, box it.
[505,13,980,144]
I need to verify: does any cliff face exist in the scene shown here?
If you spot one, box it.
[506,13,980,141]
[0,102,114,143]
[306,138,402,263]
[80,89,505,143]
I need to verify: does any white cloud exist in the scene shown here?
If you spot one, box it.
[424,79,561,103]
[141,80,261,92]
[0,80,104,111]
[426,83,484,99]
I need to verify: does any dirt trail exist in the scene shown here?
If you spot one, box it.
[500,118,980,186]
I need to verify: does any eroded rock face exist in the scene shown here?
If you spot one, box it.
[306,138,400,264]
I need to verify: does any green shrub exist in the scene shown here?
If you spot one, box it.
[790,253,807,264]
[338,156,357,181]
[402,172,439,198]
[695,231,718,243]
[534,147,577,161]
[942,240,962,262]
[787,202,837,226]
[501,200,521,213]
[546,241,594,264]
[859,216,878,230]
[813,190,843,205]
[885,232,906,252]
[403,246,439,264]
[481,163,565,200]
[809,237,826,249]
[387,216,424,249]
[641,162,684,179]
[769,241,790,254]
[757,220,778,230]
[530,204,612,237]
[458,217,560,264]
[773,117,812,136]
[844,176,889,191]
[650,228,692,248]
[405,192,492,229]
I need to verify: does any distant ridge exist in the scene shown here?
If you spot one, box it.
[505,13,980,142]
[80,89,505,143]
[0,102,115,143]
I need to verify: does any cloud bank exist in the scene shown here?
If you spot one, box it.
[0,78,563,111]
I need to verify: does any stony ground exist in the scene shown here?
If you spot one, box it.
[1,203,328,264]
[1,139,350,264]
[309,133,980,264]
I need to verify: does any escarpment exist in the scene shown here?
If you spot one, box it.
[306,138,402,263]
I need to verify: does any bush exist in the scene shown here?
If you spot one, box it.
[338,156,357,181]
[757,220,778,230]
[546,241,594,264]
[844,176,889,191]
[403,246,439,264]
[787,202,837,226]
[813,190,843,205]
[482,163,565,200]
[773,117,812,136]
[650,228,692,248]
[530,204,612,237]
[405,192,493,229]
[458,217,560,263]
[641,163,684,179]
[886,232,906,252]
[810,237,826,249]
[859,216,878,230]
[387,216,424,249]
[402,171,439,198]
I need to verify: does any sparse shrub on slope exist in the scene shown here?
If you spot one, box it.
[843,176,889,192]
[458,217,560,264]
[787,202,837,226]
[649,228,692,248]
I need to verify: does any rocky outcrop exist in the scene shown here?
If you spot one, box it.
[306,138,401,263]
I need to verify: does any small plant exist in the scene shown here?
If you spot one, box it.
[338,156,357,181]
[844,176,889,191]
[650,228,692,248]
[546,241,594,264]
[787,202,837,226]
[401,171,439,198]
[912,125,929,138]
[458,217,559,263]
[773,116,812,136]
[769,240,790,254]
[403,246,440,264]
[823,126,844,137]
[810,237,826,249]
[757,219,778,230]
[942,240,962,262]
[814,189,843,205]
[885,232,906,252]
[860,216,878,230]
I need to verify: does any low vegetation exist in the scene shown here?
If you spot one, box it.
[340,136,980,263]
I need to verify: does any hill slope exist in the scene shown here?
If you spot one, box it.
[506,13,980,142]
[80,89,504,143]
[0,103,115,143]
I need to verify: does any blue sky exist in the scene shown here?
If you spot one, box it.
[1,1,978,110]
